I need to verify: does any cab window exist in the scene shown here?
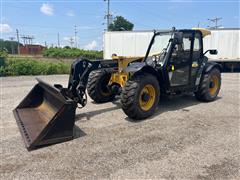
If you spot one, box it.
[192,32,202,61]
[171,33,192,63]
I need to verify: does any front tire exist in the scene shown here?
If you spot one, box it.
[121,73,160,120]
[87,70,115,103]
[195,68,221,102]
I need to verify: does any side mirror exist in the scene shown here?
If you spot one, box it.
[204,49,218,55]
[209,49,218,55]
[173,32,183,44]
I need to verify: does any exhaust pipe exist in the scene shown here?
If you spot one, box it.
[13,78,77,151]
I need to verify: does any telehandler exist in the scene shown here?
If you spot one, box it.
[13,28,221,150]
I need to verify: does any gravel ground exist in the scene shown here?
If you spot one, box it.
[0,74,239,180]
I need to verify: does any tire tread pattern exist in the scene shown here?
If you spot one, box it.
[121,72,160,120]
[87,70,114,103]
[195,68,221,102]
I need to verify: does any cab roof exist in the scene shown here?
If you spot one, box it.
[192,28,211,37]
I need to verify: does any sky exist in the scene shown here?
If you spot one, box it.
[0,0,239,50]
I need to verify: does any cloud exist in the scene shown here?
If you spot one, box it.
[66,10,75,17]
[0,23,12,33]
[63,37,71,41]
[84,40,98,50]
[63,36,79,47]
[40,3,54,16]
[63,36,77,41]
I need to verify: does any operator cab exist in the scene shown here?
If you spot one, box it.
[167,30,203,89]
[144,29,217,93]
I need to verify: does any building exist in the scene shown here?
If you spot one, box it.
[19,44,45,55]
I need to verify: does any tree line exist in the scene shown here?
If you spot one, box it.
[0,39,21,54]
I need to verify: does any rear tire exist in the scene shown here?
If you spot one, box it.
[195,68,221,102]
[121,73,160,120]
[87,70,115,103]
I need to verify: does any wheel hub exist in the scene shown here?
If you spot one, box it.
[209,81,215,88]
[139,84,156,111]
[141,92,150,102]
[209,75,219,96]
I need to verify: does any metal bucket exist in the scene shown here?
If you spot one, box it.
[13,78,77,151]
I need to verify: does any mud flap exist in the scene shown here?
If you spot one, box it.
[13,78,77,151]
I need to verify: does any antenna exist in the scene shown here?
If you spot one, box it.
[198,22,200,28]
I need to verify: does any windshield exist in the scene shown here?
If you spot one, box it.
[146,33,172,63]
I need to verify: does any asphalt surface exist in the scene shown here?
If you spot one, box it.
[0,74,239,180]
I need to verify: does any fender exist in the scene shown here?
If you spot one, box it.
[204,61,222,73]
[124,62,146,73]
[124,62,161,82]
[195,61,222,89]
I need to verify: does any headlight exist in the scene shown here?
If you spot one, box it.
[146,57,154,66]
[152,56,156,61]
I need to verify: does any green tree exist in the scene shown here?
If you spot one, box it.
[108,16,134,31]
[0,39,21,54]
[64,46,71,49]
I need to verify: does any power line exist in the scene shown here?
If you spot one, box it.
[21,35,34,45]
[207,17,223,29]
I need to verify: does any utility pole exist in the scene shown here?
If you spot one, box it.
[57,33,60,48]
[9,37,15,54]
[69,37,74,48]
[21,35,34,45]
[74,25,78,48]
[207,17,222,29]
[104,0,112,31]
[16,29,20,54]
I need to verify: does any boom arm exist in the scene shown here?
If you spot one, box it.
[57,58,118,108]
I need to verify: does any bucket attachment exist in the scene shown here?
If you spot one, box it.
[13,78,77,151]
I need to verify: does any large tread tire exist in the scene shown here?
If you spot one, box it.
[121,73,160,120]
[195,68,221,102]
[87,70,115,103]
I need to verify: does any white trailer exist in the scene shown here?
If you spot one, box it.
[103,28,240,72]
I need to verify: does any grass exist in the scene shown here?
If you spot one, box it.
[0,57,71,76]
[43,47,103,59]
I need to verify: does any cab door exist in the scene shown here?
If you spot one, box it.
[167,32,193,89]
[191,31,204,87]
